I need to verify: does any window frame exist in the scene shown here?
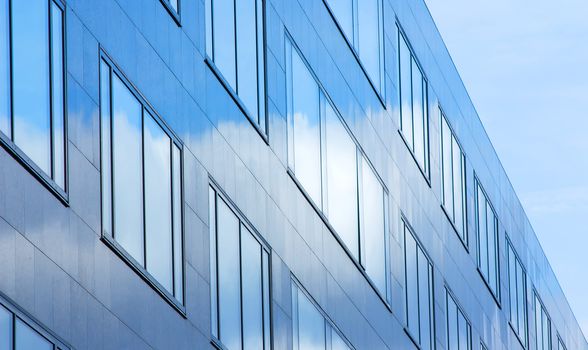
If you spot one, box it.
[0,291,70,350]
[534,291,553,350]
[474,175,501,305]
[445,286,472,350]
[285,32,392,308]
[98,48,186,315]
[402,217,435,350]
[204,0,269,142]
[209,179,273,350]
[506,237,529,348]
[439,107,468,248]
[0,0,69,204]
[557,334,567,350]
[291,276,355,350]
[396,24,431,183]
[321,0,386,106]
[159,0,181,25]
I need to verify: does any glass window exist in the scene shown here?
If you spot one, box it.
[475,178,500,300]
[286,37,390,302]
[446,289,471,350]
[0,305,12,349]
[162,0,179,15]
[325,103,359,258]
[100,57,184,304]
[403,221,434,350]
[535,294,552,350]
[324,0,384,94]
[209,187,271,350]
[398,30,429,177]
[558,336,567,350]
[440,110,467,242]
[292,281,353,350]
[507,240,528,347]
[1,0,66,189]
[15,319,52,350]
[206,0,266,131]
[360,157,389,299]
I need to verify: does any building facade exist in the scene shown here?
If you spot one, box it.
[0,0,584,349]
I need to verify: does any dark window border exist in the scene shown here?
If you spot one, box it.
[396,22,431,184]
[0,290,71,349]
[208,178,273,350]
[284,31,392,310]
[0,0,69,206]
[320,0,386,108]
[159,0,181,26]
[98,47,187,317]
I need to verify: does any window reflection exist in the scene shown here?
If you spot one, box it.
[535,294,552,350]
[475,178,500,299]
[15,319,52,350]
[507,240,528,347]
[0,0,9,136]
[446,289,471,350]
[0,305,11,349]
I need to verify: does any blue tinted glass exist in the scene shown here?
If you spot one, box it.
[327,0,354,42]
[144,112,173,292]
[217,199,242,350]
[446,293,458,350]
[452,137,463,234]
[508,246,517,325]
[486,203,497,294]
[297,289,325,350]
[418,250,432,350]
[170,0,179,13]
[331,328,350,350]
[325,104,358,257]
[291,49,322,206]
[112,75,144,263]
[477,185,488,277]
[362,158,387,295]
[12,0,51,175]
[236,0,258,118]
[458,309,469,350]
[15,319,52,350]
[205,0,213,57]
[441,116,453,218]
[213,0,237,89]
[399,35,413,144]
[0,0,9,136]
[209,188,218,338]
[241,227,263,350]
[51,3,65,189]
[0,305,12,350]
[357,0,381,89]
[100,61,113,237]
[172,145,183,303]
[412,61,425,167]
[405,227,418,336]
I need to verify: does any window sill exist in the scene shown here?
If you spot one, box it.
[440,204,468,252]
[0,132,69,206]
[476,267,502,309]
[321,0,386,109]
[204,58,269,145]
[101,232,187,317]
[286,168,393,312]
[397,129,431,187]
[159,0,181,26]
[508,321,528,349]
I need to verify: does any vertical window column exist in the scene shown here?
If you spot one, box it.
[446,289,472,350]
[475,178,500,300]
[507,239,528,347]
[535,294,553,350]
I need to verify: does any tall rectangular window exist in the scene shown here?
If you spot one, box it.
[440,109,467,243]
[398,29,429,177]
[100,55,184,306]
[205,0,266,133]
[0,296,69,349]
[0,0,66,192]
[475,178,500,301]
[507,239,528,347]
[557,335,567,350]
[403,220,434,350]
[535,293,552,350]
[292,280,353,350]
[209,186,271,350]
[323,0,385,95]
[286,36,390,303]
[446,288,472,350]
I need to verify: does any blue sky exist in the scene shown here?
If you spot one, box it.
[424,0,588,335]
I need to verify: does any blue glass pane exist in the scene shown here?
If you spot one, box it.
[477,185,488,277]
[404,227,418,336]
[297,289,325,350]
[12,0,51,175]
[325,104,358,257]
[412,60,425,167]
[331,328,350,350]
[441,116,453,218]
[458,309,469,350]
[357,0,381,89]
[51,3,65,189]
[217,199,242,350]
[172,145,183,303]
[100,61,113,237]
[144,112,173,292]
[241,227,263,350]
[209,188,218,338]
[112,75,144,264]
[327,0,354,43]
[399,35,413,144]
[452,137,463,234]
[418,250,431,350]
[291,49,322,206]
[213,0,237,89]
[236,0,259,118]
[0,0,9,136]
[0,305,12,350]
[446,293,458,350]
[15,319,52,350]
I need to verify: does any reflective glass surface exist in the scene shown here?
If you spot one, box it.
[100,61,113,236]
[326,0,354,44]
[15,319,52,350]
[405,227,419,335]
[357,0,381,89]
[51,3,65,189]
[172,144,183,302]
[236,0,258,116]
[12,0,51,175]
[241,227,263,350]
[325,103,358,257]
[112,74,144,263]
[0,0,9,136]
[399,35,413,146]
[212,0,236,88]
[0,305,11,350]
[297,289,325,350]
[144,112,173,292]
